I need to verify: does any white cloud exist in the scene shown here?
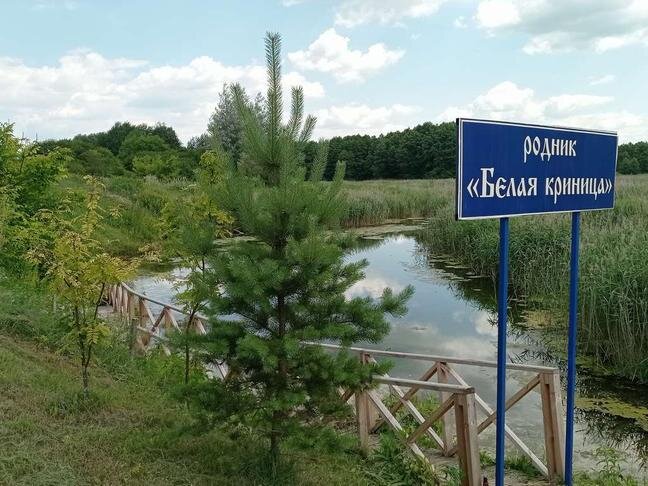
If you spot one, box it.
[589,74,616,86]
[436,80,647,142]
[335,0,447,28]
[474,0,648,54]
[288,28,404,83]
[453,16,468,29]
[32,0,79,11]
[475,0,520,29]
[346,276,404,298]
[314,103,421,138]
[0,50,323,142]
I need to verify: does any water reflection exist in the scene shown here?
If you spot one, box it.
[131,232,647,476]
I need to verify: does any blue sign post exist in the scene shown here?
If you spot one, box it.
[456,118,617,486]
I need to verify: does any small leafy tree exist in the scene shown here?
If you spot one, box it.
[161,151,233,384]
[207,83,265,165]
[0,123,67,274]
[187,33,413,468]
[30,177,135,397]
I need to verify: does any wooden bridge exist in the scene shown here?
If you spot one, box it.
[105,282,566,486]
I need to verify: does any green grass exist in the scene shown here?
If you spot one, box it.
[0,277,445,485]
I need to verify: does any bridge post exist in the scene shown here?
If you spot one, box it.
[355,387,371,455]
[355,352,380,454]
[138,298,149,350]
[540,370,565,482]
[438,362,454,455]
[454,391,481,486]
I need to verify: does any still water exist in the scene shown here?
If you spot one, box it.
[131,231,647,477]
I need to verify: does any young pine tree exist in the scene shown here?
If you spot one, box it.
[187,33,413,467]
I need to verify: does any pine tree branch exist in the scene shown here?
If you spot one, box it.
[286,87,304,139]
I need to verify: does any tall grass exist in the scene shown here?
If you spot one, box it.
[56,175,190,257]
[340,179,452,227]
[417,174,648,382]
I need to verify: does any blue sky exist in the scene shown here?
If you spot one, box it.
[2,0,647,142]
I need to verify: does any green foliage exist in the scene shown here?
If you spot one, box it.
[341,179,451,227]
[28,177,136,396]
[504,455,539,477]
[0,317,377,485]
[574,447,643,485]
[382,392,443,451]
[118,128,170,170]
[97,121,136,155]
[0,123,68,274]
[206,83,265,165]
[311,121,456,181]
[75,146,124,176]
[36,121,197,180]
[618,141,648,174]
[366,433,439,485]
[184,32,413,469]
[161,151,234,384]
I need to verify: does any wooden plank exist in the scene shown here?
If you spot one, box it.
[438,362,454,456]
[149,308,167,333]
[406,394,455,445]
[367,390,425,460]
[355,390,371,454]
[374,376,474,394]
[454,393,482,486]
[443,364,549,477]
[165,308,182,331]
[366,357,444,449]
[304,341,556,373]
[389,363,438,416]
[340,388,354,404]
[476,374,540,434]
[540,371,565,481]
[359,353,380,430]
[193,318,207,335]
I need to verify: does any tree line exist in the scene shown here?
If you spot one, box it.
[35,100,648,181]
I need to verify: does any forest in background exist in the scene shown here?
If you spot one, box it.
[31,84,648,182]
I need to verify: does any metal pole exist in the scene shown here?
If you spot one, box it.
[496,216,510,486]
[565,211,581,484]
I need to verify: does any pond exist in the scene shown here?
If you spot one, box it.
[131,229,647,477]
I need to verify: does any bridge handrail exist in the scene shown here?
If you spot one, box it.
[118,282,556,374]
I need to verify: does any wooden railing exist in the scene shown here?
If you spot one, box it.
[105,282,565,485]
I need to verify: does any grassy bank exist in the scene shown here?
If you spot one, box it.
[417,174,648,383]
[0,280,373,485]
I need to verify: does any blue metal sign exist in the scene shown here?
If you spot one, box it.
[456,119,618,220]
[455,118,618,486]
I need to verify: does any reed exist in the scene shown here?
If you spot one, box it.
[414,174,648,382]
[340,179,453,227]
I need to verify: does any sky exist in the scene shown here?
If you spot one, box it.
[2,0,648,143]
